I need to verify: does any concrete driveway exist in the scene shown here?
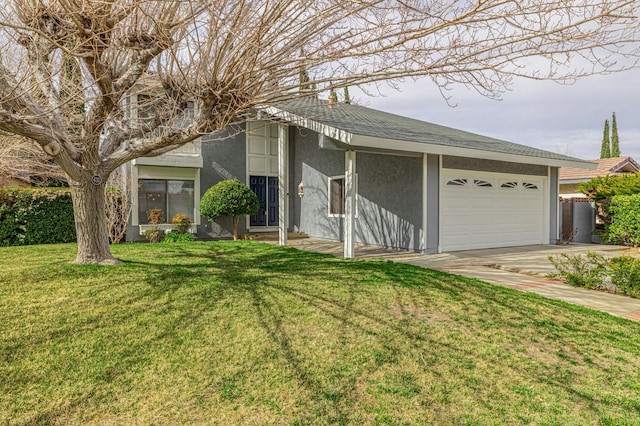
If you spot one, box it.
[398,244,623,277]
[396,244,640,321]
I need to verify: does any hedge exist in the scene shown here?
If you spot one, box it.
[0,188,76,246]
[606,194,640,246]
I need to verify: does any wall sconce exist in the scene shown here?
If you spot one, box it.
[298,181,305,198]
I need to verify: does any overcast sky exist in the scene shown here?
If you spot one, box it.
[354,67,640,162]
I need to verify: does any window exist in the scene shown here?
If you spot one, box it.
[523,182,539,190]
[328,175,358,217]
[138,179,195,224]
[446,178,467,186]
[501,181,518,189]
[474,179,492,188]
[329,177,345,216]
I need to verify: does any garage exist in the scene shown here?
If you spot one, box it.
[440,169,547,251]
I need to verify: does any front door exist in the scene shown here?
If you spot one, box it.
[250,175,279,227]
[267,176,279,227]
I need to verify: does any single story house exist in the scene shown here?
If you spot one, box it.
[126,97,595,257]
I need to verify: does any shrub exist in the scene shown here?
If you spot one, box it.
[0,203,24,246]
[162,231,196,243]
[200,179,259,240]
[548,252,608,290]
[0,188,75,246]
[170,213,192,234]
[605,194,640,246]
[608,256,640,298]
[578,174,640,231]
[144,208,163,243]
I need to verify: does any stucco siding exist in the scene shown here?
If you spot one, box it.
[355,153,422,251]
[443,155,548,176]
[425,154,440,254]
[290,128,423,251]
[291,128,345,240]
[198,127,247,240]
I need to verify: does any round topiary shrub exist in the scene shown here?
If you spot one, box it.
[200,179,259,240]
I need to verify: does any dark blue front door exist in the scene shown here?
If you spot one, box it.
[268,177,279,227]
[250,176,278,227]
[250,176,267,227]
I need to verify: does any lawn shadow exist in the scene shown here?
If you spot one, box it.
[8,240,640,423]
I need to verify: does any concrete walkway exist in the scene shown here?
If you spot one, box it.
[259,234,640,321]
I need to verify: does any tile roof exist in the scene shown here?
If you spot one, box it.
[559,156,640,181]
[267,97,593,168]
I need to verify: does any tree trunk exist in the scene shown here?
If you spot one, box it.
[232,215,239,241]
[70,179,120,264]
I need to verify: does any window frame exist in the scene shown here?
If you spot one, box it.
[137,178,196,225]
[327,174,358,218]
[132,165,200,227]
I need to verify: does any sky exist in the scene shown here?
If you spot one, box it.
[354,67,640,162]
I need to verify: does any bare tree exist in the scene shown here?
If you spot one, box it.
[0,0,639,263]
[0,135,67,186]
[105,166,131,245]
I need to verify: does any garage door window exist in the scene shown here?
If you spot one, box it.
[500,181,518,189]
[474,179,492,188]
[446,178,467,187]
[523,182,539,190]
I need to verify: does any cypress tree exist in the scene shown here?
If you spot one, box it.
[343,87,351,104]
[299,67,311,93]
[329,87,338,103]
[611,112,621,157]
[600,119,611,159]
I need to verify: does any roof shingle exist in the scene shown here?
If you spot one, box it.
[269,98,593,166]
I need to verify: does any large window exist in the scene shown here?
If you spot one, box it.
[138,179,195,224]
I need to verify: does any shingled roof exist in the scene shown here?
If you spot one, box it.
[559,156,640,182]
[263,97,595,169]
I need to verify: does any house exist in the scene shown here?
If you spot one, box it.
[125,97,595,257]
[558,156,640,244]
[559,156,640,198]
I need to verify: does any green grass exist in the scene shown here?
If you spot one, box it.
[2,241,640,425]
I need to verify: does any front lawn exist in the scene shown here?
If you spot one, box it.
[1,241,640,425]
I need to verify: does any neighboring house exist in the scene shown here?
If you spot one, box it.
[559,156,640,197]
[126,97,594,257]
[558,156,640,244]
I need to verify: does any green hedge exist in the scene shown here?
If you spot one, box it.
[0,188,76,246]
[606,194,640,246]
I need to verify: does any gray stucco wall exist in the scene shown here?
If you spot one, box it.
[425,154,440,254]
[290,128,424,251]
[290,128,345,240]
[198,126,247,240]
[443,155,548,176]
[356,153,422,250]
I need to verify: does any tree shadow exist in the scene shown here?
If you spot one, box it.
[7,241,640,423]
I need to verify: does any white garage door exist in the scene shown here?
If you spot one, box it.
[440,170,547,251]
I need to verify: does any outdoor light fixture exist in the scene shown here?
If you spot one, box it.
[298,181,305,198]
